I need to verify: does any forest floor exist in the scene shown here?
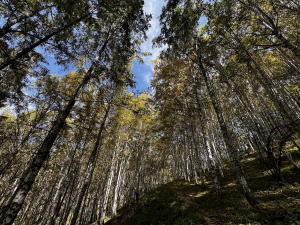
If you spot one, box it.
[102,149,300,225]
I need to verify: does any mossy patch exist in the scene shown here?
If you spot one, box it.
[105,184,206,225]
[104,150,300,225]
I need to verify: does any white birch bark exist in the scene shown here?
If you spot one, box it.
[100,141,119,224]
[112,156,125,216]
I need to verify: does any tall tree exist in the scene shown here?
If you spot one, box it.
[154,0,258,206]
[0,1,150,224]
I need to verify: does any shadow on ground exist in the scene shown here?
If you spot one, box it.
[102,150,300,225]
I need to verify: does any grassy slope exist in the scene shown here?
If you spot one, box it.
[104,149,300,225]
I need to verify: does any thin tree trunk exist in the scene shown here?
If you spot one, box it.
[0,12,91,71]
[70,104,111,225]
[99,145,118,225]
[0,5,55,38]
[238,0,300,59]
[78,189,89,225]
[191,125,206,189]
[34,182,56,224]
[197,54,258,206]
[17,195,34,225]
[52,126,91,225]
[0,40,108,225]
[112,156,125,216]
[194,79,221,195]
[283,150,299,169]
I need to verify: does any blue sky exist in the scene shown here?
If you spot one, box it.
[132,0,207,91]
[131,0,167,91]
[42,0,166,91]
[18,1,207,91]
[0,1,167,115]
[1,1,207,115]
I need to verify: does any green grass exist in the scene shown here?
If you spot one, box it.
[103,149,300,225]
[105,183,206,225]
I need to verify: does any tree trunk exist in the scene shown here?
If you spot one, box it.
[70,104,110,225]
[0,5,55,39]
[191,125,206,189]
[0,13,91,71]
[99,145,118,224]
[112,156,125,216]
[194,79,221,195]
[238,0,300,60]
[197,55,258,206]
[0,40,108,225]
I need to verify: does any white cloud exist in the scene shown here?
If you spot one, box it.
[0,105,16,117]
[140,1,207,68]
[133,0,166,90]
[144,72,152,85]
[141,0,166,71]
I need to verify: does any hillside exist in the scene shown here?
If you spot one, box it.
[104,151,300,225]
[1,1,300,225]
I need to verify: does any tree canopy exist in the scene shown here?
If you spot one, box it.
[0,0,300,224]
